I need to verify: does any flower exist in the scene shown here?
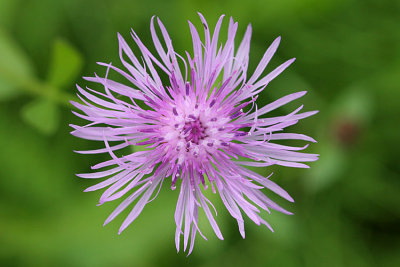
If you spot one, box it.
[71,13,318,254]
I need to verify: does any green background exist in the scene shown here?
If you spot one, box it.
[0,0,399,266]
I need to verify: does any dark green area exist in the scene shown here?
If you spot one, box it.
[0,0,399,266]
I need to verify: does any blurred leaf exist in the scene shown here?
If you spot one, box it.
[0,28,34,100]
[0,79,19,100]
[331,84,374,124]
[21,98,60,135]
[306,142,345,192]
[0,0,18,27]
[46,39,83,89]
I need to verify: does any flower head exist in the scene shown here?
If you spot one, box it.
[71,13,318,254]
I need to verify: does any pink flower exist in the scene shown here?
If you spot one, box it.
[71,13,318,254]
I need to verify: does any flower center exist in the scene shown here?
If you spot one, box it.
[183,117,206,144]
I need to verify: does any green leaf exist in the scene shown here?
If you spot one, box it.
[0,29,34,100]
[0,79,19,99]
[0,0,18,28]
[331,84,374,124]
[21,98,60,135]
[306,142,345,192]
[46,38,83,89]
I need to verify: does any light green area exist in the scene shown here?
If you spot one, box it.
[21,98,60,135]
[0,29,34,100]
[46,39,83,89]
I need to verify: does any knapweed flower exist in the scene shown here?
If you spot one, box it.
[71,13,318,254]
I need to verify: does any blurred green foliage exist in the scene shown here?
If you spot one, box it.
[0,0,399,266]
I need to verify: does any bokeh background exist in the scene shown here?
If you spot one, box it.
[0,0,399,266]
